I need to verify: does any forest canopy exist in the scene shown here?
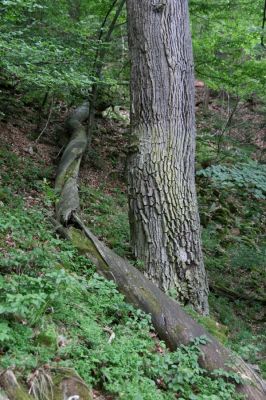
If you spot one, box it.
[0,0,265,103]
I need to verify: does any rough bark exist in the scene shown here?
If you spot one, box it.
[52,104,266,400]
[126,0,209,314]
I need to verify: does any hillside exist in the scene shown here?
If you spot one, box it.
[0,88,265,399]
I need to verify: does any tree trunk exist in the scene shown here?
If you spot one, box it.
[126,0,209,314]
[53,104,266,400]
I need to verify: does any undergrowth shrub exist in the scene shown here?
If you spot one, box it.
[0,136,264,396]
[197,161,266,199]
[80,186,130,257]
[0,146,53,193]
[0,201,243,399]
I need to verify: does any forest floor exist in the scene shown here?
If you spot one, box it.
[0,88,265,399]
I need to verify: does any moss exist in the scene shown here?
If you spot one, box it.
[52,368,93,400]
[138,286,161,314]
[173,324,183,337]
[3,387,32,400]
[199,317,228,344]
[13,388,32,400]
[69,227,109,271]
[35,326,57,349]
[185,306,228,344]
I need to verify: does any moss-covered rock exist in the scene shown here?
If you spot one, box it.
[52,368,93,400]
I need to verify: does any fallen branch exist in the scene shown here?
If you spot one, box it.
[35,96,54,144]
[54,103,266,400]
[71,216,266,400]
[210,283,266,305]
[55,102,90,223]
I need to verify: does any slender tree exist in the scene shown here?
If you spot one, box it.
[126,0,209,314]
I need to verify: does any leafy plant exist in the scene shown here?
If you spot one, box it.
[197,161,266,199]
[0,190,243,398]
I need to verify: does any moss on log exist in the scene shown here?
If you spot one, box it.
[54,104,266,400]
[52,368,93,400]
[55,102,90,223]
[0,368,93,400]
[70,214,266,400]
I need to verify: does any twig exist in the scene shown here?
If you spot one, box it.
[216,97,240,155]
[261,0,266,47]
[35,97,54,143]
[55,145,65,160]
[103,327,116,344]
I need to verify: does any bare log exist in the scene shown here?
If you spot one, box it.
[69,216,266,400]
[54,104,266,400]
[55,102,90,224]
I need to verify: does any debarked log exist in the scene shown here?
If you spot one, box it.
[55,102,90,224]
[54,103,266,400]
[69,214,266,400]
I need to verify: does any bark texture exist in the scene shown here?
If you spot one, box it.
[52,104,266,400]
[126,0,209,314]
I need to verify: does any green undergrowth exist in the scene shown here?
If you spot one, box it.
[0,147,243,399]
[196,134,266,377]
[80,185,130,257]
[0,145,53,195]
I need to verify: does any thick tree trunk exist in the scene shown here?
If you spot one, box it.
[126,0,209,314]
[52,104,266,400]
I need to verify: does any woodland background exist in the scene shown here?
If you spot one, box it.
[0,1,265,399]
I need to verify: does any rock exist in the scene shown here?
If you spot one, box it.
[52,369,93,400]
[0,370,32,400]
[24,146,34,155]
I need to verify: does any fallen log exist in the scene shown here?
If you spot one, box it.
[55,102,90,224]
[210,283,266,305]
[70,216,266,400]
[54,103,266,400]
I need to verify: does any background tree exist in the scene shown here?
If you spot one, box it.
[126,0,209,314]
[190,0,266,99]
